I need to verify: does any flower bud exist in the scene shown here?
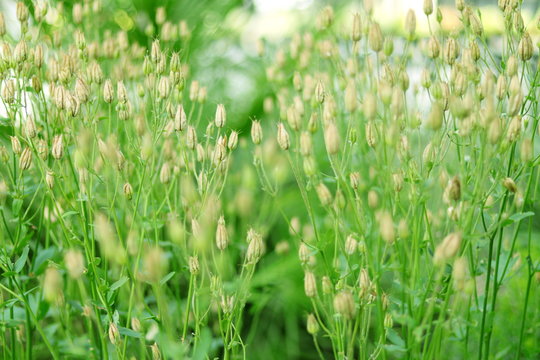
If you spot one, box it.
[52,135,64,159]
[518,32,533,62]
[368,23,383,52]
[405,10,416,40]
[351,13,361,42]
[277,123,290,150]
[304,271,317,297]
[215,104,226,128]
[433,232,462,265]
[333,291,355,319]
[306,314,319,335]
[502,177,517,193]
[64,249,85,279]
[316,183,332,206]
[324,123,340,155]
[251,120,263,145]
[19,147,32,170]
[423,0,433,16]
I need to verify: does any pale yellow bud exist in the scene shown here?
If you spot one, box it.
[64,249,85,279]
[307,314,319,335]
[215,104,226,128]
[316,183,332,206]
[19,147,32,170]
[304,271,317,297]
[324,123,340,155]
[434,232,462,265]
[277,123,290,150]
[333,291,355,319]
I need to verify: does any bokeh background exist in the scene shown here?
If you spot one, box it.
[2,0,538,136]
[0,1,539,358]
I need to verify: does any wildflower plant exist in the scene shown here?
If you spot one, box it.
[0,0,538,359]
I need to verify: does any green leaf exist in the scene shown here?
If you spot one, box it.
[159,271,175,285]
[12,199,23,216]
[33,247,56,274]
[118,326,143,339]
[502,212,534,227]
[508,211,534,222]
[110,276,129,292]
[14,246,29,273]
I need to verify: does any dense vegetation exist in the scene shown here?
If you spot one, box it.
[0,1,539,359]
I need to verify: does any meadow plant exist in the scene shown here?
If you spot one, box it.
[0,0,539,359]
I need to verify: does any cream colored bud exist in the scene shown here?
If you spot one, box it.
[307,314,319,335]
[215,104,226,128]
[426,102,444,130]
[304,271,317,297]
[427,37,440,59]
[518,32,533,62]
[520,139,533,162]
[173,105,187,131]
[52,135,64,159]
[16,2,29,23]
[444,38,459,65]
[43,266,63,305]
[2,79,16,104]
[75,78,89,103]
[507,116,521,142]
[333,291,355,319]
[160,163,171,184]
[186,126,197,150]
[0,13,5,36]
[366,121,376,147]
[384,313,393,329]
[405,9,416,39]
[368,190,379,209]
[216,216,229,250]
[277,123,290,150]
[469,12,483,36]
[19,147,32,170]
[157,76,170,99]
[251,120,263,145]
[296,131,311,157]
[502,177,517,193]
[117,81,128,104]
[368,23,383,52]
[345,234,357,255]
[350,172,361,190]
[324,123,340,155]
[379,211,395,244]
[363,93,377,119]
[72,3,83,24]
[352,13,362,42]
[316,183,332,206]
[64,249,85,279]
[315,81,325,103]
[25,116,37,138]
[103,80,114,103]
[14,40,28,63]
[108,323,120,345]
[423,0,433,15]
[246,229,264,263]
[123,183,133,200]
[228,131,239,150]
[45,170,54,189]
[189,256,200,275]
[444,176,461,202]
[434,232,462,265]
[344,81,357,113]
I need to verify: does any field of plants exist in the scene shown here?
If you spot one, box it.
[0,0,539,359]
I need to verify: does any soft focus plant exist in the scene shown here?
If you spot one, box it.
[0,0,539,359]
